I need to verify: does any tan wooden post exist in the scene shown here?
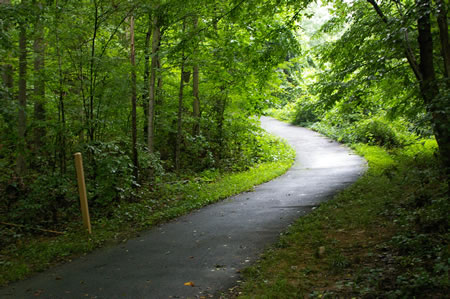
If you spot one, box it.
[74,152,92,234]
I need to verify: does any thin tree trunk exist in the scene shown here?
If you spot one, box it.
[88,0,98,142]
[143,14,152,144]
[215,91,226,168]
[33,0,46,152]
[176,20,187,172]
[57,64,66,174]
[369,0,449,176]
[1,0,13,132]
[416,0,450,177]
[156,57,163,105]
[55,0,66,175]
[17,24,27,175]
[148,13,160,154]
[130,15,139,180]
[436,0,450,80]
[176,72,185,171]
[192,15,200,136]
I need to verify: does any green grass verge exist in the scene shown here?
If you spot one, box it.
[234,140,449,298]
[0,135,295,286]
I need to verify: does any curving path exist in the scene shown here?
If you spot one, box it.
[0,117,366,298]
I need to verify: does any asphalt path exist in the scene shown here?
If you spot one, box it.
[0,117,366,298]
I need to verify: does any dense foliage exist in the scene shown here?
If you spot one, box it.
[0,0,307,230]
[1,0,448,294]
[0,132,295,285]
[270,0,449,172]
[257,1,449,296]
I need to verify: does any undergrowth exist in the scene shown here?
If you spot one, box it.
[235,139,449,298]
[0,132,295,286]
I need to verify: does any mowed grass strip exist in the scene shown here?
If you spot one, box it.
[0,136,295,286]
[235,140,448,298]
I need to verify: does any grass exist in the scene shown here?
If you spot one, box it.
[0,134,295,286]
[232,140,449,298]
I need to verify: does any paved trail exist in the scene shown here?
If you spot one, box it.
[1,117,366,298]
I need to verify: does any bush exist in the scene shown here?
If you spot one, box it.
[18,174,75,225]
[354,117,401,148]
[83,141,136,208]
[292,96,319,125]
[354,117,417,148]
[266,103,296,122]
[310,115,416,149]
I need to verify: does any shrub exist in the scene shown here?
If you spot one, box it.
[310,115,416,149]
[292,96,319,125]
[354,117,400,147]
[266,103,297,122]
[353,117,416,148]
[83,141,136,208]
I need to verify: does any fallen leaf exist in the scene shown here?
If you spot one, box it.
[184,281,195,287]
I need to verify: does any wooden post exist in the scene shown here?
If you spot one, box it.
[74,152,92,234]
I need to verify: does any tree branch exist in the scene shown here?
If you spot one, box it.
[366,0,388,23]
[366,0,422,81]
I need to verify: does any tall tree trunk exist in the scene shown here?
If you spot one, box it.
[0,0,12,87]
[192,15,200,136]
[215,91,227,168]
[1,0,13,160]
[156,57,163,105]
[33,0,46,152]
[1,0,13,98]
[17,24,27,175]
[54,0,66,175]
[369,0,450,177]
[436,0,450,80]
[148,13,160,154]
[88,0,99,142]
[130,15,138,180]
[416,0,450,177]
[176,20,187,172]
[143,14,152,145]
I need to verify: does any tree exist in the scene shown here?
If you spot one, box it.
[130,14,138,180]
[0,0,310,227]
[147,4,161,154]
[313,0,449,176]
[365,0,449,176]
[53,0,67,174]
[142,13,152,144]
[17,6,27,176]
[175,18,187,172]
[32,0,46,153]
[1,0,13,96]
[192,15,200,136]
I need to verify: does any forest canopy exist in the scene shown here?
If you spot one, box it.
[0,0,309,228]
